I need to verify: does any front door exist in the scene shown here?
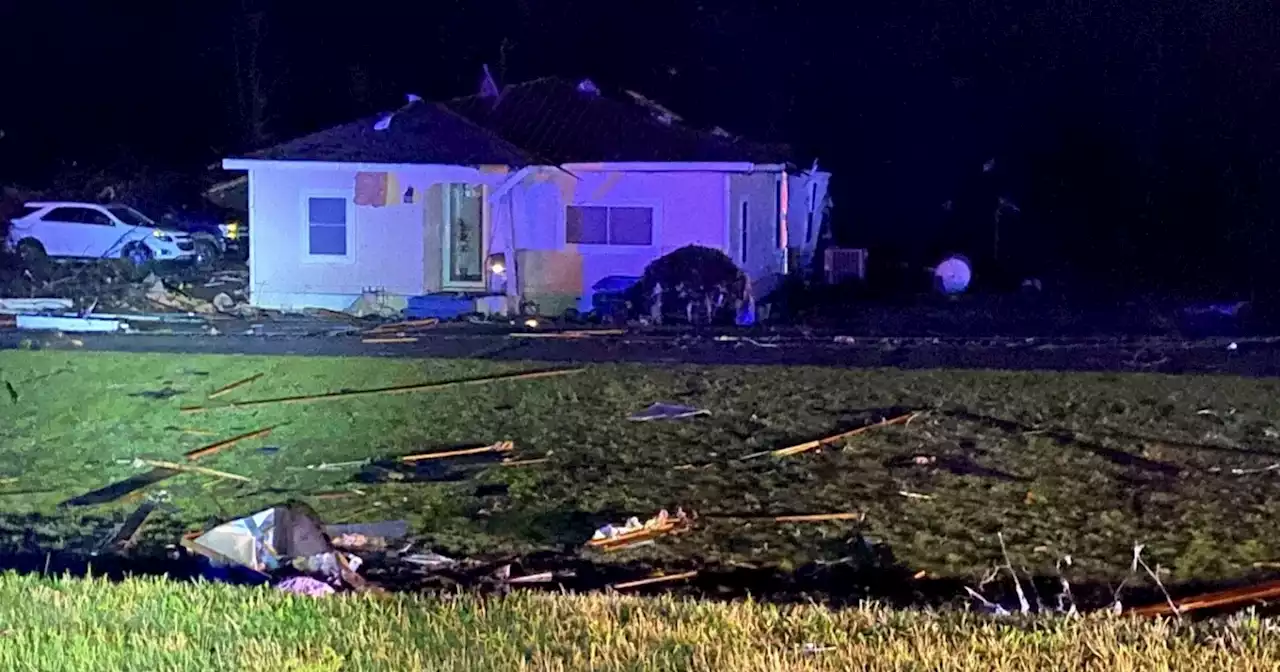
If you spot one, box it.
[442,183,486,289]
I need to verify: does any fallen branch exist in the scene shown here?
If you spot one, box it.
[138,460,252,482]
[898,490,935,500]
[183,425,279,460]
[401,441,514,463]
[611,570,698,591]
[207,373,263,400]
[741,411,919,459]
[179,368,584,413]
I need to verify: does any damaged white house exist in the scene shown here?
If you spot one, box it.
[222,76,832,315]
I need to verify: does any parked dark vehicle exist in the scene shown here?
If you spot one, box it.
[158,202,248,264]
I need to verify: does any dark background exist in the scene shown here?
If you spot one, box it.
[0,0,1276,298]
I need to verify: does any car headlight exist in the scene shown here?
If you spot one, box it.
[219,222,241,240]
[151,230,173,242]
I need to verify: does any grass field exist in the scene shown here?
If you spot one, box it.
[0,573,1273,671]
[1,349,1280,591]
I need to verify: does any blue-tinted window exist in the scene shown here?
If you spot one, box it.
[308,197,347,256]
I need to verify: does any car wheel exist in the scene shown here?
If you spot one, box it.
[192,239,218,270]
[123,242,154,267]
[15,238,47,266]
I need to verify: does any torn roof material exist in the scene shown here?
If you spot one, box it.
[232,101,533,166]
[446,77,795,165]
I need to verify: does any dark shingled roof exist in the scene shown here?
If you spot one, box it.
[237,101,534,165]
[446,77,795,165]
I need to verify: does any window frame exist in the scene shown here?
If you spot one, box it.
[564,203,658,249]
[44,206,116,227]
[300,190,356,264]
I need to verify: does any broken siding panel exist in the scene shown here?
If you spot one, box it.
[728,172,784,292]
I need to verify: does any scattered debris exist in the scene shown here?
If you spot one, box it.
[741,411,919,459]
[207,373,264,399]
[0,298,74,313]
[183,503,332,574]
[588,509,693,552]
[506,571,556,585]
[15,315,121,332]
[500,457,550,467]
[98,500,157,553]
[1122,577,1277,616]
[509,329,626,339]
[713,335,779,348]
[325,520,409,551]
[627,403,711,422]
[180,368,584,413]
[62,467,180,507]
[401,441,514,463]
[276,576,336,597]
[366,318,440,335]
[183,425,279,460]
[771,512,863,523]
[135,459,251,482]
[292,459,370,472]
[129,388,184,400]
[402,552,458,571]
[611,570,698,591]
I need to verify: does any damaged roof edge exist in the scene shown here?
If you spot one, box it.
[223,158,804,174]
[221,159,528,173]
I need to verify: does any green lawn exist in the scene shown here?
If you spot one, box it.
[2,350,1280,585]
[0,573,1271,671]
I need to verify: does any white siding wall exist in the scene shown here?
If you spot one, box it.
[513,169,729,311]
[248,168,429,310]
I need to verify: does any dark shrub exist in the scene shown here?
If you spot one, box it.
[629,245,747,324]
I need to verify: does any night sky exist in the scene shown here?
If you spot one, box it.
[1,0,1277,295]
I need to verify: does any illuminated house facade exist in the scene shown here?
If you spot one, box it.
[223,77,831,314]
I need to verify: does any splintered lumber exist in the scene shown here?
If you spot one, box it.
[367,318,440,334]
[1128,579,1280,617]
[509,329,626,339]
[771,512,863,523]
[611,571,698,591]
[207,373,264,399]
[138,460,252,482]
[741,411,919,459]
[401,441,514,463]
[183,425,278,460]
[362,337,418,344]
[179,368,584,413]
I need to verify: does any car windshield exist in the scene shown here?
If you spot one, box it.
[106,206,156,227]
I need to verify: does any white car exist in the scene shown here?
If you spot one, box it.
[8,201,198,266]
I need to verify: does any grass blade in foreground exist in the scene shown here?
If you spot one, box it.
[0,574,1273,671]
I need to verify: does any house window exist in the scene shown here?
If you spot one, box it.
[566,205,653,245]
[739,201,749,264]
[307,196,349,256]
